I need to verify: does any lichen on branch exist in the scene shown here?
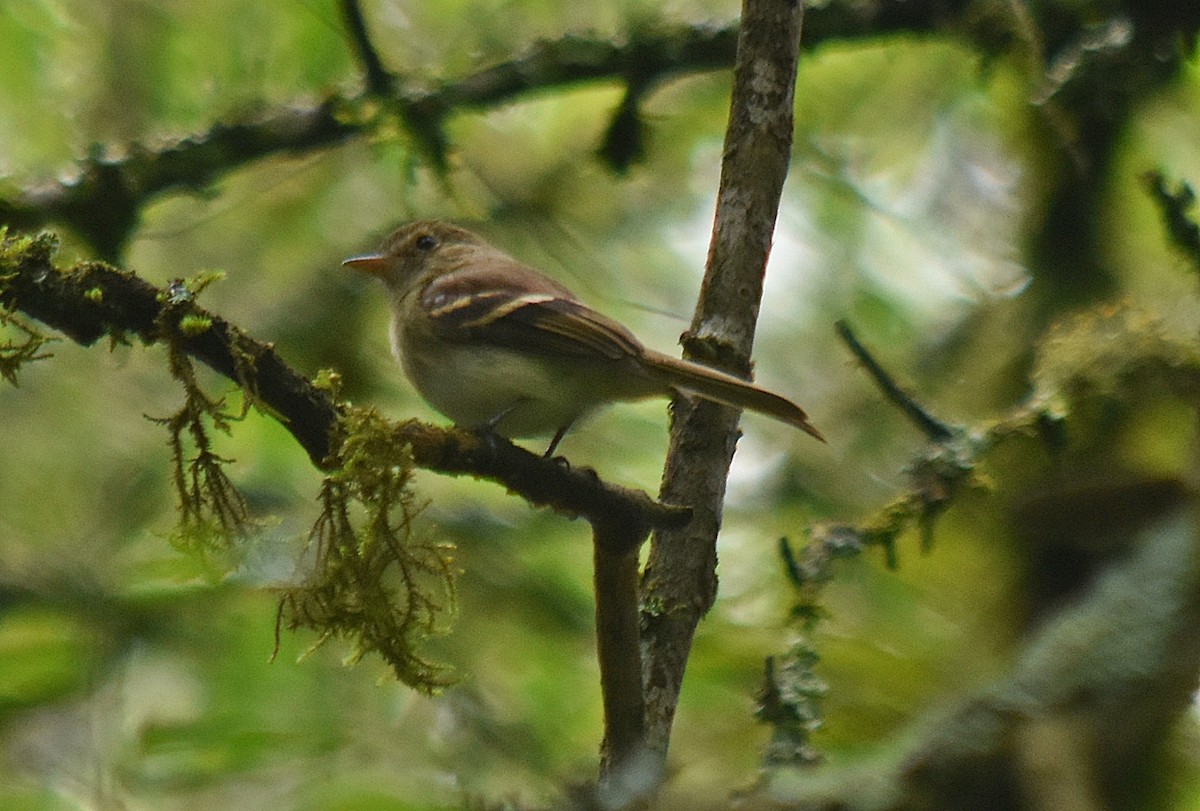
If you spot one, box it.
[0,225,685,696]
[0,308,53,385]
[812,302,1200,571]
[278,406,457,692]
[0,229,57,384]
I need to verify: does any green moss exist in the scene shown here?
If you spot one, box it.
[312,368,342,399]
[131,256,453,690]
[178,313,212,335]
[1032,304,1200,405]
[279,406,457,692]
[153,289,251,565]
[0,230,57,385]
[0,228,58,272]
[0,311,53,386]
[183,269,226,297]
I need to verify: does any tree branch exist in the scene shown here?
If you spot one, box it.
[0,230,691,536]
[1,24,740,260]
[834,319,955,442]
[753,487,1200,809]
[339,0,395,96]
[10,0,1153,261]
[0,104,357,262]
[594,545,647,779]
[639,0,805,761]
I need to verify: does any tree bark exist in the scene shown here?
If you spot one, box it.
[639,0,805,760]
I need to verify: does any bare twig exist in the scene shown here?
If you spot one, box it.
[594,545,647,777]
[339,0,394,96]
[835,319,955,442]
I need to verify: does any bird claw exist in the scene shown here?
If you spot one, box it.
[471,425,505,455]
[546,453,571,470]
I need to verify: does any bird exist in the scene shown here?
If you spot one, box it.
[344,220,823,455]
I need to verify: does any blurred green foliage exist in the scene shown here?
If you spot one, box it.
[2,0,1200,809]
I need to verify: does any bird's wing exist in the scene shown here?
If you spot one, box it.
[419,261,643,360]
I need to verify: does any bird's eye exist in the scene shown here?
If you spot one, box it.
[415,234,438,251]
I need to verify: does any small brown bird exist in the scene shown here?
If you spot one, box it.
[345,220,823,454]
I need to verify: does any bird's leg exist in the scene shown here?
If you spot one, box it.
[473,400,574,460]
[543,419,575,459]
[481,399,526,432]
[466,399,534,454]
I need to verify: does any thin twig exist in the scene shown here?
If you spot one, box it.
[338,0,394,96]
[835,319,955,442]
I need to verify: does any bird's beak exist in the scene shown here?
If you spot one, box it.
[342,254,390,277]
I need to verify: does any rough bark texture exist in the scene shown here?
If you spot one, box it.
[639,0,804,759]
[594,545,646,776]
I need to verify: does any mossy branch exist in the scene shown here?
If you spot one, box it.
[818,303,1200,571]
[280,407,457,691]
[0,108,358,262]
[0,230,340,465]
[760,479,1200,809]
[2,23,742,257]
[0,227,692,691]
[0,229,689,539]
[758,299,1200,787]
[0,306,54,385]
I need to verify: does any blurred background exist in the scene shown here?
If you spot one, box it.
[2,1,1200,808]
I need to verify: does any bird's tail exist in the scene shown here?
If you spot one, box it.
[642,349,824,442]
